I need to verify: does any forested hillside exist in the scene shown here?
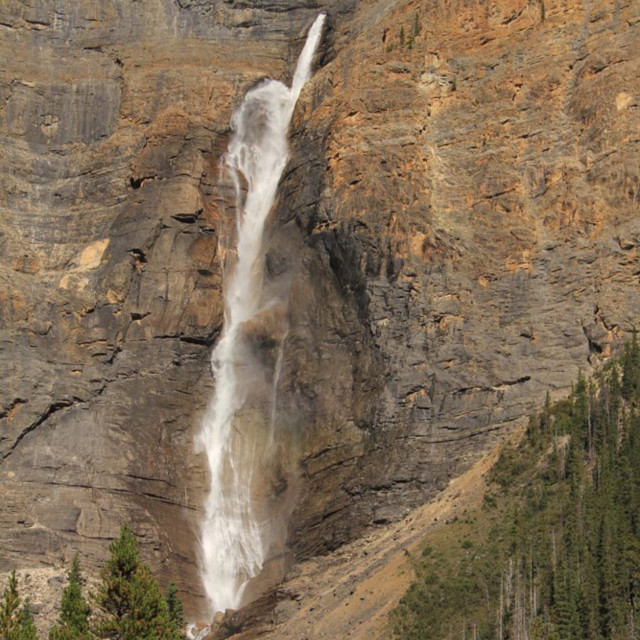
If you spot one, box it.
[392,336,640,640]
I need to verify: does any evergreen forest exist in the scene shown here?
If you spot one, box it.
[391,336,640,640]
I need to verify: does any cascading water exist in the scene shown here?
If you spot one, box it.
[197,14,326,614]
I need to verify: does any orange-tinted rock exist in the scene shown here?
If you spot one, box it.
[0,0,638,626]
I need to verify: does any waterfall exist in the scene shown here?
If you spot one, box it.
[197,14,326,615]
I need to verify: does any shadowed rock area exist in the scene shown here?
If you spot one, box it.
[1,0,639,628]
[278,0,640,566]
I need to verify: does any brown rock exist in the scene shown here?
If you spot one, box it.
[1,0,638,631]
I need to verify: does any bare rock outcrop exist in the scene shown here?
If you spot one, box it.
[1,0,638,625]
[279,0,640,564]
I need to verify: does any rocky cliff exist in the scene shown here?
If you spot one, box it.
[1,0,638,624]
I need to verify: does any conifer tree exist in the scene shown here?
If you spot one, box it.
[413,12,421,37]
[49,555,91,640]
[166,582,185,636]
[551,562,581,640]
[0,572,40,640]
[94,524,181,640]
[0,571,21,636]
[16,601,39,640]
[622,330,640,400]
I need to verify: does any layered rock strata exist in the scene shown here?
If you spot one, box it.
[282,0,640,559]
[1,0,638,621]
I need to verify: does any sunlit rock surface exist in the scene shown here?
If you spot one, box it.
[1,0,638,623]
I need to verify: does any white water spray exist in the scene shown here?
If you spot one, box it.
[198,14,326,614]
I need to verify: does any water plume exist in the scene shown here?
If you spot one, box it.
[197,14,326,614]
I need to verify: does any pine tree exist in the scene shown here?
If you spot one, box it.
[16,601,39,640]
[0,571,22,636]
[413,12,421,37]
[551,563,581,640]
[49,555,91,640]
[0,573,40,640]
[622,329,640,400]
[166,583,185,637]
[94,524,181,640]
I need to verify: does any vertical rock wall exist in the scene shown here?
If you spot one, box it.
[271,0,640,558]
[1,0,639,619]
[0,0,355,615]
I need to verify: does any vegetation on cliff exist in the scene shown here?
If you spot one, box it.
[1,571,38,640]
[391,336,640,640]
[1,525,185,640]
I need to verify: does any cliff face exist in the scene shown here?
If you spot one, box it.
[0,0,359,613]
[1,0,638,620]
[282,0,640,559]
